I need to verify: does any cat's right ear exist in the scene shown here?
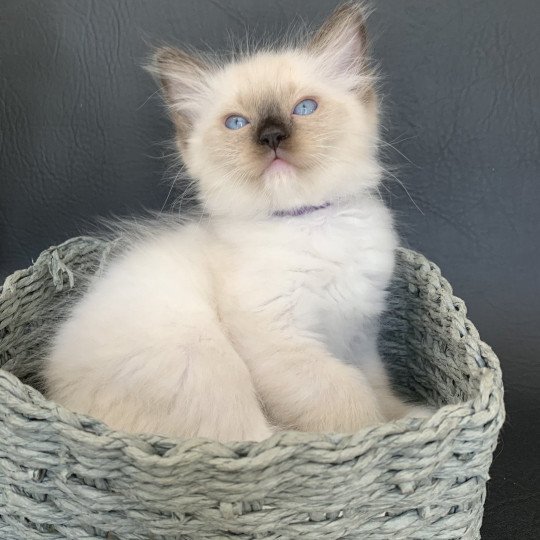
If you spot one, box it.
[308,3,370,88]
[149,47,212,146]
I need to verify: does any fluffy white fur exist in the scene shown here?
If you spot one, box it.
[45,3,430,442]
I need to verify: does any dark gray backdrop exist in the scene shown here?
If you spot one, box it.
[1,1,538,537]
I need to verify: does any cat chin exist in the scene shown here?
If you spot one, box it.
[263,157,294,176]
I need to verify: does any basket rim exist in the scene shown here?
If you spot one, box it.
[0,236,505,460]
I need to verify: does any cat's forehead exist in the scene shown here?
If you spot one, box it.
[216,51,316,114]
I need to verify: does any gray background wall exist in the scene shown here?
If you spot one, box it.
[1,1,539,537]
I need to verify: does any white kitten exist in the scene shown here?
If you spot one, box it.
[45,3,429,442]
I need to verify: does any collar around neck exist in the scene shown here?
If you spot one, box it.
[273,202,331,218]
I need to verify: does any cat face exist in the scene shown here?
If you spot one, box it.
[152,3,381,218]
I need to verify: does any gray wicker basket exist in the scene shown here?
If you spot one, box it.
[0,236,504,540]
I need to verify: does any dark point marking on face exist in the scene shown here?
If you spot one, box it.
[253,102,293,149]
[256,116,291,149]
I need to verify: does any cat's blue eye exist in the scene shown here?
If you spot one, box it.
[293,98,318,116]
[225,115,249,130]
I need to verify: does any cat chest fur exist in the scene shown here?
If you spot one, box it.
[215,202,397,359]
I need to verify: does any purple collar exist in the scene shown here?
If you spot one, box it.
[273,202,331,218]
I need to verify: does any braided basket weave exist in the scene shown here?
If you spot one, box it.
[0,236,504,539]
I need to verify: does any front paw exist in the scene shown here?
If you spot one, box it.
[404,405,436,419]
[291,371,386,433]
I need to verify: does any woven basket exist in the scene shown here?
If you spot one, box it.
[0,236,504,540]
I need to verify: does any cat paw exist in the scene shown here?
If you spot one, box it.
[404,405,436,419]
[248,423,275,442]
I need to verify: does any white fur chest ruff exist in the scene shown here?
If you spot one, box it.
[217,199,397,361]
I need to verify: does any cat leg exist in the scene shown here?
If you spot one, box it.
[350,340,435,421]
[47,322,272,442]
[231,331,385,433]
[373,380,434,421]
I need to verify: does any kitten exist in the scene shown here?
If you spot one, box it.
[44,3,429,442]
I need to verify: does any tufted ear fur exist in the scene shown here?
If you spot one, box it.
[307,1,379,119]
[308,2,373,99]
[149,47,213,146]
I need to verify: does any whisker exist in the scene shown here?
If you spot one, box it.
[380,166,424,215]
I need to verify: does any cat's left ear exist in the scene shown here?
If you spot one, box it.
[308,2,370,89]
[149,47,212,147]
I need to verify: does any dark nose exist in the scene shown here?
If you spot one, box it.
[258,125,289,150]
